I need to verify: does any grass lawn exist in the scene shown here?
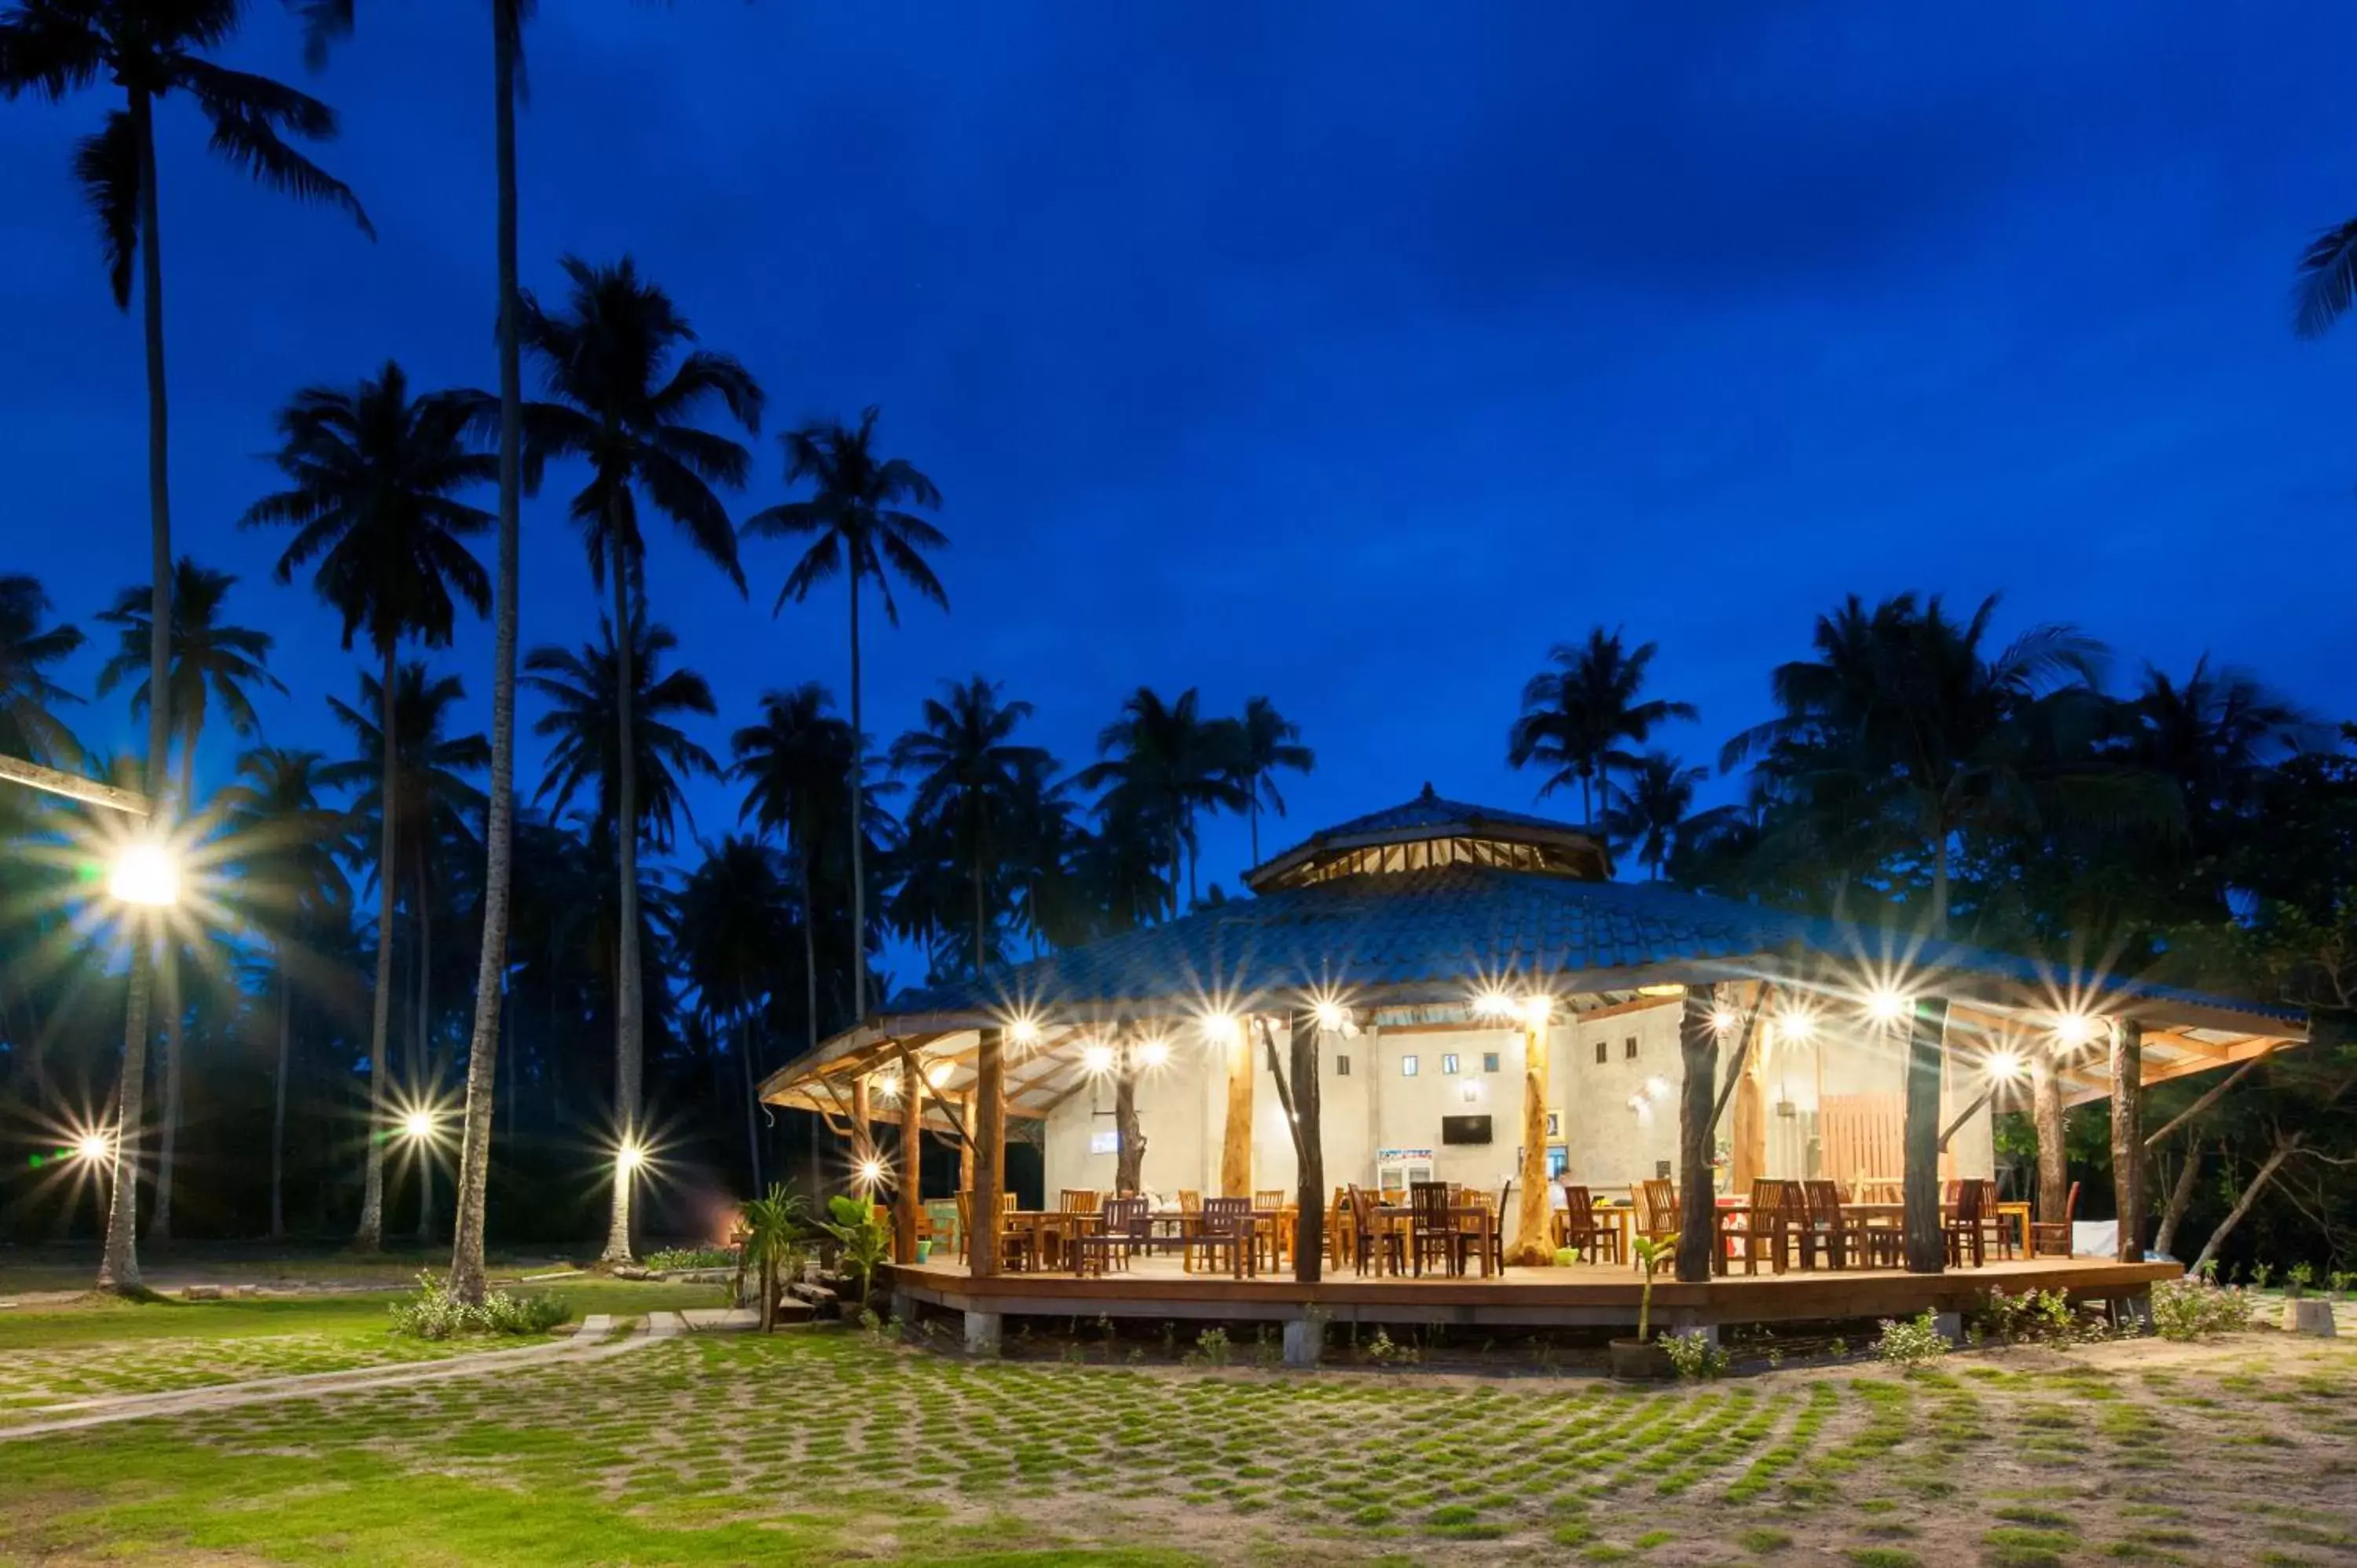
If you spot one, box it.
[1,1308,2352,1566]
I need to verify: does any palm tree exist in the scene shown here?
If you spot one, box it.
[0,574,85,768]
[730,684,856,1071]
[243,361,493,1248]
[95,556,282,1240]
[1076,687,1248,911]
[889,676,1049,973]
[524,611,718,856]
[741,406,945,1020]
[3,0,370,1291]
[294,0,534,1306]
[1603,751,1741,881]
[214,746,350,1238]
[514,254,760,1264]
[1222,696,1314,866]
[675,836,790,1194]
[1508,628,1696,826]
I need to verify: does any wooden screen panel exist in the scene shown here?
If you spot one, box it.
[1820,1093,1904,1195]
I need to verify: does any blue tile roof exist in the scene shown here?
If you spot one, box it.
[1306,791,1589,841]
[882,865,2303,1028]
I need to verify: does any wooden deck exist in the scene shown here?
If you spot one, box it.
[885,1252,2178,1330]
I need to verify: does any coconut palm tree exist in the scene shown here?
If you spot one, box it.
[1221,695,1314,866]
[1076,687,1248,912]
[740,407,945,1021]
[294,0,535,1305]
[214,746,350,1238]
[729,684,856,1066]
[242,361,493,1248]
[512,254,759,1264]
[675,835,790,1194]
[2,0,369,1291]
[0,574,85,768]
[95,556,283,1239]
[889,676,1049,973]
[1602,751,1741,881]
[1508,628,1696,826]
[524,611,717,856]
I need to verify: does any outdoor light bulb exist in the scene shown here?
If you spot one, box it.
[857,1157,884,1185]
[1986,1049,2025,1083]
[1083,1042,1115,1074]
[108,841,179,907]
[1866,988,1910,1024]
[1776,1011,1816,1043]
[1314,999,1347,1031]
[76,1133,108,1163]
[1008,1017,1043,1047]
[1710,1006,1741,1036]
[2053,1013,2100,1050]
[874,1073,901,1103]
[924,1062,951,1089]
[1138,1039,1171,1068]
[1644,1075,1671,1101]
[401,1110,433,1140]
[616,1143,646,1172]
[1200,1012,1237,1041]
[1522,995,1553,1028]
[1472,991,1516,1020]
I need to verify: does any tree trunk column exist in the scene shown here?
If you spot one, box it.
[958,1093,976,1196]
[1220,1017,1252,1198]
[2110,1019,2143,1262]
[896,1056,922,1263]
[1113,1035,1146,1196]
[1673,986,1721,1282]
[1902,997,1950,1274]
[2030,1046,2067,1240]
[972,1026,1006,1279]
[1509,1001,1555,1266]
[1290,1008,1325,1284]
[1729,1026,1767,1193]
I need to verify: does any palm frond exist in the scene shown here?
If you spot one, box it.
[2293,217,2357,339]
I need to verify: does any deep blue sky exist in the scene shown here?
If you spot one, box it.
[6,2,2357,942]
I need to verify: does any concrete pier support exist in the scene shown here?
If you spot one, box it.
[963,1310,1003,1357]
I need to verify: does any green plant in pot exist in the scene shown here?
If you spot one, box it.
[1609,1234,1679,1380]
[736,1183,810,1333]
[823,1194,894,1311]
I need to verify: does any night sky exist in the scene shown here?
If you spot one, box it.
[7,2,2357,947]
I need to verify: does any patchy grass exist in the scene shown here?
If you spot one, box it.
[0,1309,2350,1563]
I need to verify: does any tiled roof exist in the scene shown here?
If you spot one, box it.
[881,865,2304,1026]
[1306,791,1589,841]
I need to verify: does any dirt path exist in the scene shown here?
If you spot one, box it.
[0,1313,676,1440]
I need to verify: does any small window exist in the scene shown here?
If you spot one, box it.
[1441,1053,1461,1075]
[1400,1054,1419,1078]
[1335,1054,1351,1077]
[1482,1051,1501,1074]
[1624,1036,1639,1060]
[1594,1040,1609,1064]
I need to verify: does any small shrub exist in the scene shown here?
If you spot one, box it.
[2284,1262,2313,1299]
[2330,1270,2355,1301]
[2150,1275,2253,1342]
[388,1270,569,1340]
[1875,1311,1950,1370]
[1193,1327,1233,1367]
[643,1245,738,1272]
[1826,1336,1849,1360]
[2249,1262,2274,1291]
[1661,1329,1728,1381]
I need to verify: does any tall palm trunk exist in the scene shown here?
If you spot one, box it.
[799,851,821,1196]
[270,950,290,1239]
[354,637,400,1251]
[846,569,867,1017]
[99,91,173,1294]
[449,2,523,1304]
[739,1017,761,1194]
[152,743,198,1243]
[414,881,434,1242]
[973,841,987,975]
[600,552,641,1264]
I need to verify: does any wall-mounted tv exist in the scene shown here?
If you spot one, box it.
[1439,1115,1492,1145]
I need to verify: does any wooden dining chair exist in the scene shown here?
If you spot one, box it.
[1477,1181,1511,1277]
[2029,1181,2079,1257]
[1724,1179,1794,1276]
[1944,1178,1989,1268]
[1072,1196,1150,1277]
[1197,1196,1255,1278]
[1636,1178,1682,1261]
[1978,1185,2019,1261]
[1558,1183,1622,1265]
[1059,1189,1102,1214]
[1408,1181,1467,1277]
[955,1190,973,1265]
[1346,1185,1402,1276]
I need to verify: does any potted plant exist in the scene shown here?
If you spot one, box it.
[735,1183,809,1333]
[1610,1235,1678,1380]
[821,1194,895,1313]
[2282,1262,2336,1337]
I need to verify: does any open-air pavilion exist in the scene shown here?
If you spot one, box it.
[759,789,2307,1351]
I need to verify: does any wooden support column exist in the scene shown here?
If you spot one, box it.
[1673,986,1720,1283]
[1219,1017,1253,1198]
[2030,1046,2068,1237]
[972,1026,1006,1278]
[2110,1019,2143,1262]
[1290,1006,1325,1284]
[896,1065,922,1262]
[1902,997,1949,1274]
[1509,1001,1555,1266]
[1729,1028,1767,1192]
[958,1094,976,1196]
[850,1075,873,1186]
[1113,1028,1146,1195]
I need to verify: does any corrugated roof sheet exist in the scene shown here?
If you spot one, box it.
[1307,791,1589,840]
[882,864,2303,1025]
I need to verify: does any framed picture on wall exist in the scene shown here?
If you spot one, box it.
[1544,1109,1563,1139]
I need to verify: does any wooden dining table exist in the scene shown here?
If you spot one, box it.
[1351,1203,1498,1277]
